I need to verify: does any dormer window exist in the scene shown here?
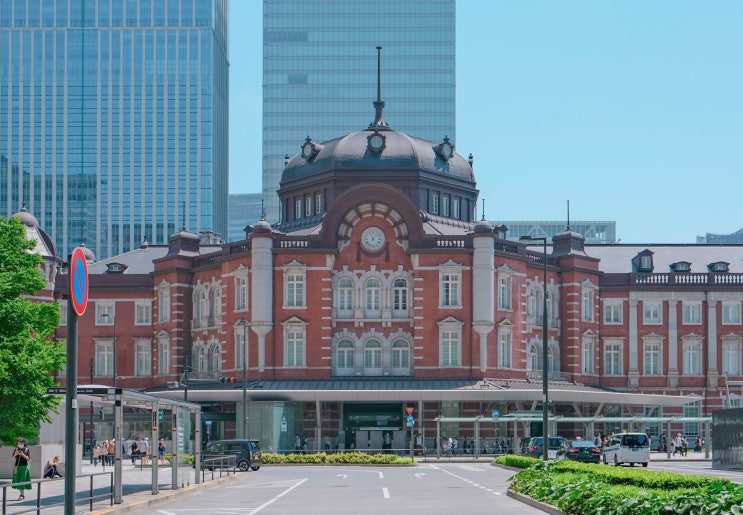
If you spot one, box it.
[632,250,654,273]
[105,262,128,274]
[670,261,691,273]
[708,262,730,273]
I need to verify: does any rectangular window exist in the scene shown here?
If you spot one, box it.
[581,288,594,321]
[723,341,742,376]
[315,193,322,214]
[604,340,621,375]
[682,302,702,324]
[158,338,170,375]
[453,198,461,219]
[135,340,151,376]
[96,340,114,377]
[305,196,312,216]
[582,339,594,374]
[158,288,170,322]
[286,329,305,367]
[603,302,622,324]
[723,303,742,325]
[135,302,151,325]
[285,272,305,307]
[440,272,461,307]
[441,330,459,366]
[643,342,661,375]
[235,276,249,311]
[498,275,512,310]
[498,330,511,368]
[442,195,450,217]
[683,342,701,375]
[643,302,661,324]
[96,303,115,325]
[236,329,247,368]
[295,198,302,219]
[431,193,439,214]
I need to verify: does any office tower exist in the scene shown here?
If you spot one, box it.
[0,0,229,260]
[262,0,456,223]
[227,193,263,242]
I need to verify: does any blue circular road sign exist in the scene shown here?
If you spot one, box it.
[70,247,89,316]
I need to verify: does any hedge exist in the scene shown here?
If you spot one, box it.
[260,452,413,465]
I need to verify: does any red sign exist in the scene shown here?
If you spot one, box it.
[405,407,414,416]
[70,247,89,316]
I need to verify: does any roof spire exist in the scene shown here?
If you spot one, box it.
[566,200,571,231]
[371,46,388,128]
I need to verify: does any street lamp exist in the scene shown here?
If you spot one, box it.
[239,321,249,439]
[520,235,549,461]
[102,311,117,388]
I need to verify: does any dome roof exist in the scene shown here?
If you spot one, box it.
[253,219,273,235]
[474,219,494,234]
[12,205,40,228]
[281,129,475,185]
[79,242,96,262]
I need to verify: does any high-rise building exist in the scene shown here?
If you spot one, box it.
[227,193,263,242]
[0,0,229,260]
[493,221,617,245]
[262,0,456,224]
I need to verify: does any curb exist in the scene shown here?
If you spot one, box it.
[507,490,562,515]
[90,473,238,514]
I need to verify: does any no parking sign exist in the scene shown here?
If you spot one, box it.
[70,247,89,316]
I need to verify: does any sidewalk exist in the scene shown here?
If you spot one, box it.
[650,450,712,461]
[2,461,237,515]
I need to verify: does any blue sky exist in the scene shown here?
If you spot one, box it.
[229,1,742,243]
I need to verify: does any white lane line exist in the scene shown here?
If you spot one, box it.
[378,471,384,479]
[251,478,309,514]
[382,487,390,499]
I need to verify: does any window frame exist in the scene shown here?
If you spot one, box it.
[603,301,623,325]
[643,301,662,325]
[682,339,702,375]
[284,268,306,308]
[439,268,462,308]
[157,335,170,375]
[235,275,249,311]
[604,340,622,375]
[643,340,662,375]
[497,328,511,369]
[135,301,152,325]
[134,339,151,376]
[284,324,306,367]
[722,302,742,325]
[682,301,702,325]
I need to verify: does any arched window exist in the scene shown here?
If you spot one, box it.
[365,279,381,316]
[391,339,411,374]
[335,340,355,375]
[197,346,207,372]
[208,345,221,372]
[199,290,209,320]
[336,278,353,317]
[364,340,382,373]
[527,343,539,371]
[392,278,408,318]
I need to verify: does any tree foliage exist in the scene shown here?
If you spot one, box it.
[0,217,65,445]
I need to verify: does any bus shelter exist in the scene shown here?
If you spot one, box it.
[49,385,202,503]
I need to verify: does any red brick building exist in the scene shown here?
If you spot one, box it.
[35,102,739,453]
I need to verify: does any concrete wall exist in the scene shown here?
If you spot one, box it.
[712,408,743,470]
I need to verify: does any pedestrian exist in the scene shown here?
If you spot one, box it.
[673,433,683,456]
[681,436,688,456]
[659,433,666,453]
[158,439,166,464]
[12,437,32,501]
[99,441,108,468]
[107,439,115,465]
[130,439,139,465]
[694,436,703,453]
[141,438,150,465]
[294,434,301,453]
[43,456,62,479]
[92,442,99,466]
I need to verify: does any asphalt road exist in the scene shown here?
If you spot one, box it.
[650,460,743,483]
[130,463,544,515]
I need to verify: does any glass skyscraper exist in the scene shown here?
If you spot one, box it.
[262,0,456,223]
[0,0,229,260]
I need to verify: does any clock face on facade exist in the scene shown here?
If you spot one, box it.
[302,142,315,160]
[367,132,385,153]
[361,226,385,251]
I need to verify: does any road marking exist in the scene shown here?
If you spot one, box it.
[382,487,390,499]
[336,474,348,479]
[252,477,308,514]
[377,471,384,479]
[414,473,427,478]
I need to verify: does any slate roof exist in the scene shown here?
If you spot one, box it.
[585,244,743,274]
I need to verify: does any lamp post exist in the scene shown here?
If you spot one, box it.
[240,321,249,439]
[89,358,95,464]
[520,236,549,461]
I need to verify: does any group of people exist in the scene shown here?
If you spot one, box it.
[11,438,63,502]
[92,439,116,467]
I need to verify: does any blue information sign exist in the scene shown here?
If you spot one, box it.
[492,410,500,419]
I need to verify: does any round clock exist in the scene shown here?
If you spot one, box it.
[367,132,385,153]
[361,226,385,251]
[302,141,315,160]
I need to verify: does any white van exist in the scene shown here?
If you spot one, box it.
[602,432,650,467]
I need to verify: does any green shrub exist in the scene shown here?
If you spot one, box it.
[258,452,413,465]
[509,461,743,514]
[494,454,542,469]
[165,453,194,465]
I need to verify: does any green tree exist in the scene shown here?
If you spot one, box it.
[0,216,65,445]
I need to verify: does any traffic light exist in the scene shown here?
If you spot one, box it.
[219,377,236,384]
[157,409,163,421]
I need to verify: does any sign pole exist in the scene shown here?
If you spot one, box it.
[65,248,89,515]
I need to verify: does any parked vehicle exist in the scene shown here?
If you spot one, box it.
[602,432,650,467]
[202,439,262,471]
[525,436,567,459]
[556,439,602,463]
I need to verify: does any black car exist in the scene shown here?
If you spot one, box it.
[525,436,567,459]
[556,440,602,463]
[202,439,262,471]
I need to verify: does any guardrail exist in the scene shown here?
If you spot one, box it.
[200,455,237,482]
[1,472,113,515]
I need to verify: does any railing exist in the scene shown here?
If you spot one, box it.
[200,456,237,482]
[1,472,113,514]
[193,254,220,267]
[527,370,573,382]
[630,272,743,287]
[191,317,219,330]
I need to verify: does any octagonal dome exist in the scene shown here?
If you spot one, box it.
[282,128,474,184]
